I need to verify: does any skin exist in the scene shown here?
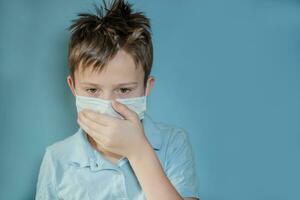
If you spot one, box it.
[67,49,197,200]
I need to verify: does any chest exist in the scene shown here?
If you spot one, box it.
[56,164,146,200]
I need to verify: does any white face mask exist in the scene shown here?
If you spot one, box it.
[75,91,147,120]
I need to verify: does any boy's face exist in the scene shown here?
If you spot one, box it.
[67,49,154,100]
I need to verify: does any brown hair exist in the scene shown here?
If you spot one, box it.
[67,0,153,87]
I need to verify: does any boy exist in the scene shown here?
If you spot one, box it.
[35,0,200,199]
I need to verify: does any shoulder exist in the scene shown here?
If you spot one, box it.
[43,130,80,166]
[148,115,191,150]
[155,120,190,144]
[151,119,197,176]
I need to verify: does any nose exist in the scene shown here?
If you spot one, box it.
[100,91,115,101]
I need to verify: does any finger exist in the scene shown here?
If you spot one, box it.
[82,109,119,125]
[77,119,106,147]
[78,111,107,136]
[112,100,138,122]
[77,117,95,136]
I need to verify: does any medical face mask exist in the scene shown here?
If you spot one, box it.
[75,92,147,120]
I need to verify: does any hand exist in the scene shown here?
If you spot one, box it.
[77,100,148,158]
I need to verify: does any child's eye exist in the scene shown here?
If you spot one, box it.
[86,88,98,94]
[118,88,132,94]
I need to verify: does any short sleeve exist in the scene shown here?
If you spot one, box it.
[165,128,200,199]
[35,148,59,200]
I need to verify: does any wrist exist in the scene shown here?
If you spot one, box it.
[127,137,152,163]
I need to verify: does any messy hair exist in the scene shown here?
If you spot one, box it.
[67,0,153,87]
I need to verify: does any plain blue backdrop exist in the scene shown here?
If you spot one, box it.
[0,0,299,199]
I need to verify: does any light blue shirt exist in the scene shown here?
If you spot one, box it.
[35,112,200,199]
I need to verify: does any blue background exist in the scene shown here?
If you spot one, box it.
[0,0,299,199]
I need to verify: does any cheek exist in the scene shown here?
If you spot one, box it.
[132,87,146,97]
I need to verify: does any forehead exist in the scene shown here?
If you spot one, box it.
[75,49,144,83]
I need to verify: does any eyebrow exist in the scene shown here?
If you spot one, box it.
[79,81,138,87]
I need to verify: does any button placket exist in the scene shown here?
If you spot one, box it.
[114,170,129,199]
[89,158,101,171]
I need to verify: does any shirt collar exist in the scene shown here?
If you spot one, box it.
[69,111,162,169]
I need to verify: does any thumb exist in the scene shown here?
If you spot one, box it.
[111,100,138,122]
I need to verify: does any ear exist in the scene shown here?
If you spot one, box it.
[145,75,155,96]
[67,75,76,96]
